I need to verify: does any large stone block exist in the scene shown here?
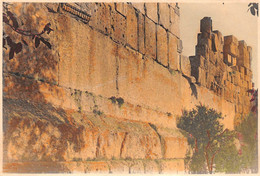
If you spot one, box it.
[224,43,239,57]
[115,2,126,16]
[168,32,179,70]
[115,2,127,16]
[158,3,170,29]
[169,6,180,38]
[131,3,145,14]
[120,133,162,159]
[160,160,185,174]
[197,33,212,48]
[180,55,191,76]
[163,136,188,159]
[137,12,145,54]
[157,25,168,66]
[58,17,118,97]
[143,160,160,173]
[80,90,178,129]
[84,161,110,173]
[144,17,157,60]
[198,67,206,86]
[111,10,127,45]
[196,44,210,60]
[213,30,223,52]
[145,3,158,23]
[209,51,217,64]
[237,41,250,68]
[200,17,212,34]
[238,66,245,75]
[126,4,138,50]
[117,45,192,115]
[177,39,183,54]
[224,35,238,45]
[108,161,129,173]
[190,55,205,68]
[88,3,111,35]
[129,160,145,173]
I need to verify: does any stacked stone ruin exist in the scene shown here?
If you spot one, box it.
[190,17,253,123]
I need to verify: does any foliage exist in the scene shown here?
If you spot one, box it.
[248,3,259,16]
[177,105,240,174]
[3,2,53,60]
[247,88,258,114]
[236,112,258,173]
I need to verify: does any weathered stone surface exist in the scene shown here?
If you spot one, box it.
[3,3,254,174]
[224,35,239,57]
[169,6,180,38]
[117,50,193,115]
[180,55,191,76]
[198,67,206,86]
[3,3,59,84]
[3,162,71,173]
[168,32,179,70]
[158,3,170,29]
[108,160,129,173]
[238,40,250,68]
[126,4,138,50]
[213,30,224,52]
[131,3,145,14]
[177,39,183,53]
[224,35,239,45]
[200,17,212,34]
[88,3,111,35]
[137,12,145,54]
[145,3,158,23]
[158,128,188,159]
[160,160,185,174]
[57,16,118,97]
[157,25,168,66]
[3,98,164,163]
[111,10,127,44]
[115,2,127,16]
[143,160,160,173]
[85,161,110,173]
[129,160,145,173]
[144,16,157,60]
[224,53,232,65]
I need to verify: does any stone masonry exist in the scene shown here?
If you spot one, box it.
[190,17,253,124]
[3,3,253,173]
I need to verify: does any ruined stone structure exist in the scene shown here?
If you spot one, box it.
[3,3,253,173]
[190,17,253,124]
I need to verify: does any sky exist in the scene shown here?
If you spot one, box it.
[179,2,258,87]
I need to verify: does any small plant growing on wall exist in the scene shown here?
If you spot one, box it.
[177,105,241,174]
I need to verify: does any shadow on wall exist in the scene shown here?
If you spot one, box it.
[2,2,64,164]
[3,3,59,102]
[183,75,198,99]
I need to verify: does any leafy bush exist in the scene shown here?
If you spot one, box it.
[177,105,240,174]
[236,112,258,173]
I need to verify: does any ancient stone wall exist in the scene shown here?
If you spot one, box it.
[3,3,253,173]
[190,17,253,125]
